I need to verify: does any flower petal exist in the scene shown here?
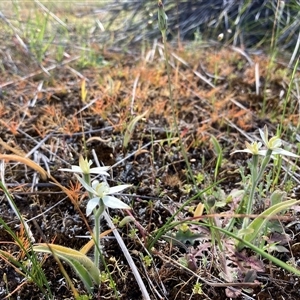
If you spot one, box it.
[59,166,83,173]
[92,180,100,190]
[272,148,300,157]
[231,149,268,156]
[58,168,74,172]
[89,167,110,176]
[94,181,110,197]
[268,136,282,149]
[245,141,262,155]
[257,150,268,156]
[75,174,97,195]
[79,156,92,174]
[231,149,255,155]
[108,184,132,194]
[102,195,131,209]
[86,197,100,216]
[259,126,268,146]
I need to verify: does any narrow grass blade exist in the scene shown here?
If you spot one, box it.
[210,135,223,181]
[211,225,300,277]
[81,79,87,102]
[123,110,148,149]
[0,196,52,297]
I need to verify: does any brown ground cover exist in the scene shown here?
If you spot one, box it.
[1,4,300,299]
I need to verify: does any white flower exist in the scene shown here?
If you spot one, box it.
[231,126,299,158]
[259,125,299,157]
[75,175,131,216]
[59,155,110,176]
[231,141,267,156]
[259,126,281,150]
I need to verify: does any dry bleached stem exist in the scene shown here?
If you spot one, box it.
[103,211,151,300]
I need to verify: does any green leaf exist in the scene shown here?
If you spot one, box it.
[157,1,168,32]
[119,216,135,227]
[175,228,203,245]
[241,198,300,245]
[33,243,100,292]
[123,110,148,149]
[63,256,94,293]
[210,135,223,181]
[270,190,286,206]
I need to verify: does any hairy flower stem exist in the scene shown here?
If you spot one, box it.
[83,173,103,268]
[83,173,92,196]
[241,149,272,230]
[93,203,105,268]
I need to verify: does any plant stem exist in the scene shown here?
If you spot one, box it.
[83,173,92,197]
[93,203,104,268]
[83,173,103,268]
[241,149,272,230]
